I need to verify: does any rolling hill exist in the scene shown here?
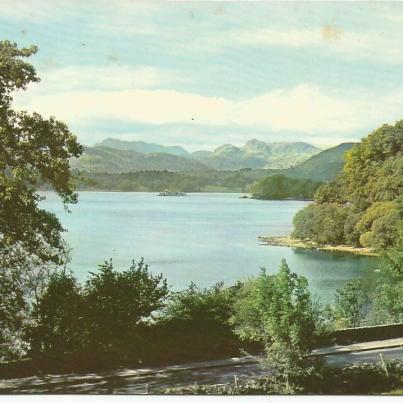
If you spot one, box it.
[70,146,208,173]
[95,138,189,156]
[282,142,357,182]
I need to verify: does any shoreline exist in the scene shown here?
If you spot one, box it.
[258,235,379,257]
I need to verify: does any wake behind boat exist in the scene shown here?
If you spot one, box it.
[158,190,186,196]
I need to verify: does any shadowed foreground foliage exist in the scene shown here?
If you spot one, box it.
[25,260,257,370]
[165,361,403,395]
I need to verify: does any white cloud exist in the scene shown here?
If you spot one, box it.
[30,65,186,93]
[14,83,403,139]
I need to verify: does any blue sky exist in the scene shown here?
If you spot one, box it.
[2,1,403,150]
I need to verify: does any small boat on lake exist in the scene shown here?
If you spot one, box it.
[158,190,186,196]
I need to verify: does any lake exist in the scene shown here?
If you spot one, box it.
[41,192,379,304]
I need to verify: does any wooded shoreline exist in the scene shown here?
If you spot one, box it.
[258,235,379,257]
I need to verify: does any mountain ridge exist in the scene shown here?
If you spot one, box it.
[73,138,325,173]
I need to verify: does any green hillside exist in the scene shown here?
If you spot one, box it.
[283,143,357,181]
[71,146,207,173]
[96,138,189,156]
[72,139,322,173]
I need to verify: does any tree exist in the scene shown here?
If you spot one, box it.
[84,259,169,353]
[0,41,83,266]
[232,260,317,349]
[30,258,169,363]
[29,270,85,357]
[334,279,370,328]
[231,260,321,393]
[163,281,236,324]
[313,174,347,204]
[373,226,403,323]
[292,203,349,245]
[292,204,316,240]
[344,121,403,206]
[0,41,82,360]
[357,201,400,250]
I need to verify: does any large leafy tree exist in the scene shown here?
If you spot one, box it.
[231,260,321,393]
[84,259,169,353]
[232,260,317,349]
[0,41,82,266]
[29,271,85,356]
[334,279,370,328]
[30,259,169,362]
[0,41,82,360]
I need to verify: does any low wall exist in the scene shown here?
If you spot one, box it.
[328,322,403,345]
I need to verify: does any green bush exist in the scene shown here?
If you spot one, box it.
[29,259,169,364]
[84,258,168,354]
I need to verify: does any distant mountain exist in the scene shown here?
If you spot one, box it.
[71,146,207,173]
[75,138,321,173]
[283,143,357,182]
[95,138,189,156]
[191,139,321,169]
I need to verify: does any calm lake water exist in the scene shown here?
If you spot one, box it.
[42,192,379,303]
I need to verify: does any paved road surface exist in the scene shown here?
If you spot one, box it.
[0,347,402,394]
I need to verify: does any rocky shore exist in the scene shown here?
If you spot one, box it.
[258,235,379,257]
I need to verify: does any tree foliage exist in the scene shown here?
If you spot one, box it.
[0,41,82,360]
[292,203,349,244]
[292,120,403,252]
[372,227,403,323]
[232,260,317,349]
[250,174,322,200]
[30,271,85,356]
[334,279,370,328]
[84,258,168,351]
[0,41,82,266]
[30,259,169,359]
[231,260,322,392]
[163,281,236,324]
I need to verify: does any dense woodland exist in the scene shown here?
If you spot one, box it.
[293,121,403,252]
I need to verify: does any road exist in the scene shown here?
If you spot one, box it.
[0,346,402,394]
